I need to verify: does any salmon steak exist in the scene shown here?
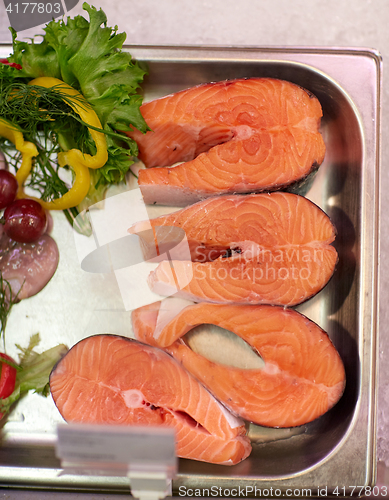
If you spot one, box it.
[132,300,346,428]
[127,78,326,206]
[49,334,251,465]
[129,192,338,306]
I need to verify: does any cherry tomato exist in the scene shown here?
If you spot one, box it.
[0,170,18,209]
[3,199,47,243]
[0,353,17,400]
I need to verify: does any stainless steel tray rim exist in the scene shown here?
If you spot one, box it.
[124,43,382,58]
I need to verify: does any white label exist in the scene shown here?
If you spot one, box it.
[56,423,177,478]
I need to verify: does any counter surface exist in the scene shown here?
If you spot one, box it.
[0,0,387,496]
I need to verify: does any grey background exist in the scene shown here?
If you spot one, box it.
[0,0,387,496]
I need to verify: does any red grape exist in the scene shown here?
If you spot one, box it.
[3,199,47,243]
[0,170,18,209]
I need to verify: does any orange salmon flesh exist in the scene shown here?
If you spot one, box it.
[129,192,338,306]
[132,300,346,428]
[49,335,252,465]
[127,78,326,206]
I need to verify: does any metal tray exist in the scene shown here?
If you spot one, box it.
[0,45,381,496]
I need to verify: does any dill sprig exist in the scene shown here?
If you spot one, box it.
[1,82,90,135]
[0,76,103,236]
[0,76,94,199]
[0,79,136,205]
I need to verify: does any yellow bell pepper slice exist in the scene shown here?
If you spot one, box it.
[0,119,38,195]
[29,77,108,170]
[3,118,91,212]
[7,77,109,211]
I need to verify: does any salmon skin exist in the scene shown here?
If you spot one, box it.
[132,300,346,428]
[49,335,251,465]
[128,78,326,206]
[129,192,338,306]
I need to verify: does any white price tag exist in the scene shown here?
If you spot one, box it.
[56,423,177,500]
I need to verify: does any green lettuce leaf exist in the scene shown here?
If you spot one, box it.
[9,35,61,80]
[0,334,68,418]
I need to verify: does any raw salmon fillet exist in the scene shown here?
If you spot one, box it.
[128,78,326,206]
[129,192,338,306]
[49,335,251,465]
[132,300,346,428]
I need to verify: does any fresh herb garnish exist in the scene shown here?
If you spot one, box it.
[0,3,149,233]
